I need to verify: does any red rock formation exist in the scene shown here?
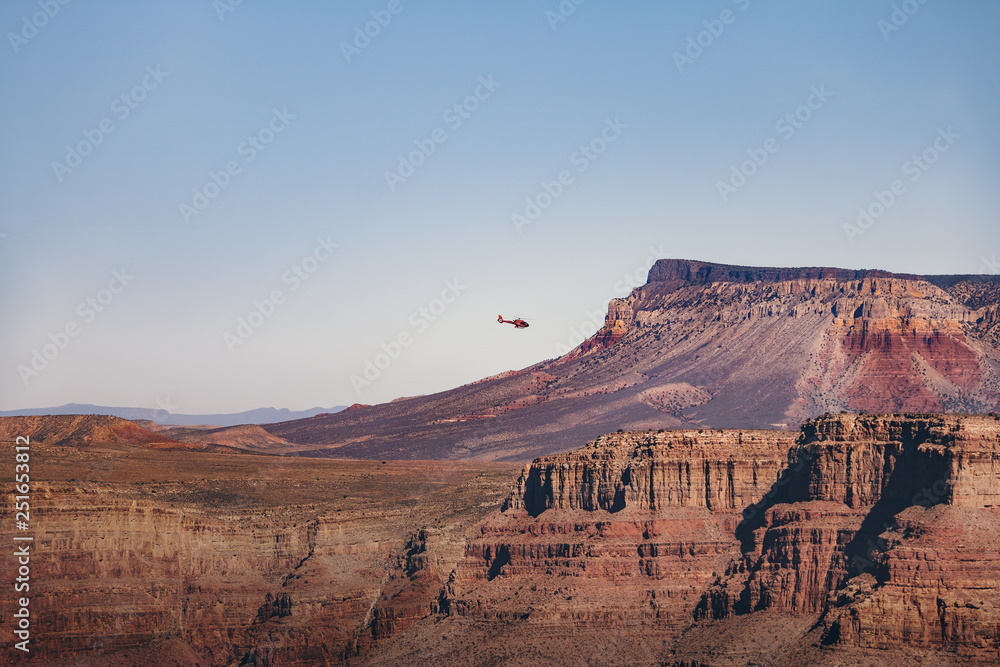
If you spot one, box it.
[264,260,1000,461]
[692,413,1000,662]
[0,414,188,449]
[445,429,796,639]
[436,413,1000,664]
[0,420,516,666]
[159,423,299,453]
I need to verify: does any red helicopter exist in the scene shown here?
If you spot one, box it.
[498,315,529,329]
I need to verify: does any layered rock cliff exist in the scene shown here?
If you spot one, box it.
[431,413,1000,665]
[442,429,798,657]
[576,261,1000,426]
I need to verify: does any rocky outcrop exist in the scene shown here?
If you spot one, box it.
[437,413,1000,664]
[0,414,188,449]
[585,268,1000,421]
[690,413,1000,661]
[580,296,635,351]
[264,260,1000,461]
[159,423,299,453]
[446,429,797,639]
[6,413,1000,665]
[502,429,794,517]
[645,258,907,285]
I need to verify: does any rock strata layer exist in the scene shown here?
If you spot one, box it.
[445,429,796,638]
[434,413,1000,665]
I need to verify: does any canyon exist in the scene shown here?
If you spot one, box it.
[4,412,1000,665]
[367,412,1000,666]
[0,416,516,666]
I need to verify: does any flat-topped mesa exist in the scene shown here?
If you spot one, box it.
[566,259,1000,426]
[502,429,797,517]
[584,261,968,353]
[260,256,999,460]
[646,258,912,286]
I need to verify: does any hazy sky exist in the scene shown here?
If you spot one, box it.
[2,1,998,414]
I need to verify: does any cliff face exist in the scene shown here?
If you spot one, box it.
[439,413,1000,665]
[577,265,1000,426]
[447,429,797,642]
[503,429,792,516]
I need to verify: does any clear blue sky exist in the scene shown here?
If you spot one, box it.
[2,0,998,414]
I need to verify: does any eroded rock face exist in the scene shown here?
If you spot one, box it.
[447,429,797,638]
[0,423,515,667]
[503,429,794,516]
[695,413,1000,660]
[583,264,1000,425]
[442,414,1000,664]
[25,488,315,663]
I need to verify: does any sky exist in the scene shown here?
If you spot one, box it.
[2,0,998,415]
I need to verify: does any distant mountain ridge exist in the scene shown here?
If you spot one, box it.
[263,259,1000,461]
[0,403,345,427]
